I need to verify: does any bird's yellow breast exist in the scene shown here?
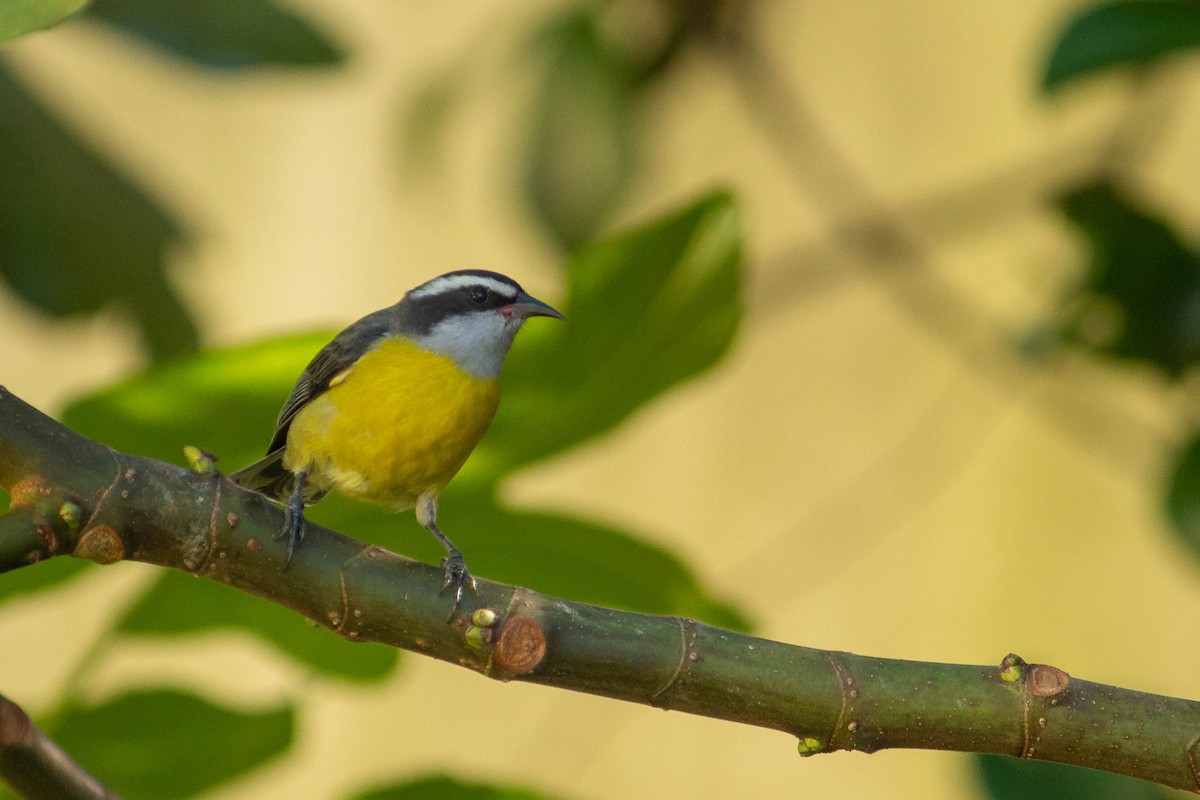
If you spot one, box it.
[283,337,501,509]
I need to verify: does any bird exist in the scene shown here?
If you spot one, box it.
[230,269,564,612]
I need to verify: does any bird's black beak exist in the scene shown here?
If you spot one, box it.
[508,291,565,321]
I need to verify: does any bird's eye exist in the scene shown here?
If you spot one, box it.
[469,287,489,304]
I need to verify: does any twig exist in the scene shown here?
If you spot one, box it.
[0,692,117,800]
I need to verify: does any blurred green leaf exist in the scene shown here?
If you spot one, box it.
[524,8,639,251]
[118,570,399,681]
[62,331,331,467]
[350,774,556,800]
[398,65,466,180]
[1165,431,1200,562]
[0,65,198,362]
[449,490,750,630]
[0,556,91,606]
[976,753,1185,799]
[1043,0,1200,90]
[85,0,344,69]
[308,486,751,631]
[1056,181,1200,376]
[0,0,89,42]
[53,688,292,800]
[477,190,742,476]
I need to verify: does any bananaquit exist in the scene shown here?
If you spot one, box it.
[231,270,563,608]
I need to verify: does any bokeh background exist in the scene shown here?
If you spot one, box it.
[3,1,1200,798]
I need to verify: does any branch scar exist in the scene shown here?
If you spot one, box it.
[502,585,529,621]
[83,448,123,528]
[650,616,691,705]
[1020,691,1032,758]
[335,569,350,634]
[200,478,222,571]
[343,544,388,567]
[1186,730,1200,789]
[484,586,535,676]
[825,652,850,741]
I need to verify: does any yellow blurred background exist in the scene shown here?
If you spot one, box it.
[3,1,1200,798]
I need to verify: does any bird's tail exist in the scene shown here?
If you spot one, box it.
[230,450,294,502]
[230,450,330,505]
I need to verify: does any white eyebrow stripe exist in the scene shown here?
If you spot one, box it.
[407,274,519,300]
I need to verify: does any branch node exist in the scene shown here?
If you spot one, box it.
[1186,731,1200,790]
[464,625,492,651]
[471,608,499,628]
[191,478,224,573]
[1026,664,1071,697]
[493,615,546,675]
[796,736,825,757]
[58,502,81,533]
[332,569,351,636]
[82,449,123,530]
[464,607,501,651]
[825,651,856,744]
[999,652,1025,683]
[650,616,699,706]
[75,525,124,565]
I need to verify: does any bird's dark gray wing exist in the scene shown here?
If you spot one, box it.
[265,308,396,454]
[230,307,396,501]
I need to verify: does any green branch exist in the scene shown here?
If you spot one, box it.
[0,692,114,800]
[1,386,1199,794]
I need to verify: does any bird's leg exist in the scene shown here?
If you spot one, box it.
[417,493,475,618]
[280,468,308,568]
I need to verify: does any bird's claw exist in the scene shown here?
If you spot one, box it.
[441,552,476,620]
[280,502,304,568]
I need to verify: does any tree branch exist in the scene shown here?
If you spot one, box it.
[1,386,1199,793]
[0,692,116,800]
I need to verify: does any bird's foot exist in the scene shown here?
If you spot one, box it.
[279,500,305,568]
[441,550,477,620]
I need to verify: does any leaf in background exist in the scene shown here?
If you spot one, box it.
[85,0,344,70]
[1043,0,1200,90]
[475,190,742,477]
[523,8,639,251]
[349,774,556,800]
[1056,181,1200,376]
[398,64,467,180]
[307,486,751,631]
[0,557,91,605]
[1165,431,1200,563]
[0,65,198,362]
[450,490,750,630]
[62,331,332,468]
[975,753,1184,800]
[0,0,89,43]
[118,571,399,681]
[53,688,293,800]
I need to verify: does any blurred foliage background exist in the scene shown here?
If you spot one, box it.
[3,0,1200,798]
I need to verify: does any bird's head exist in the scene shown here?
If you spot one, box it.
[399,270,564,378]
